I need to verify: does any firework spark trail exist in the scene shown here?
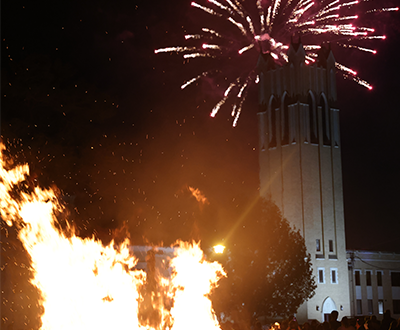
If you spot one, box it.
[155,0,397,125]
[340,1,358,8]
[246,16,255,35]
[366,7,399,14]
[202,43,221,50]
[270,0,283,31]
[266,6,272,29]
[209,0,231,12]
[358,27,375,32]
[315,14,339,22]
[349,76,373,90]
[183,53,214,59]
[181,72,210,89]
[154,47,197,54]
[211,81,237,117]
[338,43,377,54]
[228,17,248,35]
[335,63,357,76]
[185,34,202,39]
[231,76,251,126]
[313,1,341,18]
[181,76,202,90]
[358,35,386,40]
[354,47,376,54]
[335,15,358,21]
[303,45,321,50]
[191,2,222,16]
[210,98,228,117]
[232,96,246,127]
[256,0,265,33]
[305,55,316,63]
[231,104,237,117]
[238,43,254,54]
[294,0,314,20]
[202,28,222,38]
[225,0,245,18]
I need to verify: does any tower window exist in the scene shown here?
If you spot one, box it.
[368,299,373,314]
[331,268,338,284]
[332,110,340,147]
[366,271,372,286]
[282,96,289,145]
[269,98,278,149]
[377,271,382,286]
[308,93,318,144]
[393,300,400,314]
[329,240,334,253]
[356,299,362,314]
[316,239,321,252]
[355,270,361,286]
[320,96,331,146]
[391,272,400,286]
[318,268,325,284]
[378,300,384,314]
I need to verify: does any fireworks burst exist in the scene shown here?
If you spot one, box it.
[155,0,398,126]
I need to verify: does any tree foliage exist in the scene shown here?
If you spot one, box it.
[213,197,316,325]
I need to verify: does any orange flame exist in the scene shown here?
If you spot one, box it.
[0,145,225,329]
[188,186,209,205]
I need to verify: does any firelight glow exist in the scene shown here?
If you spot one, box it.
[213,245,226,254]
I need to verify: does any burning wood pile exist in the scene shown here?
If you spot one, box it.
[1,145,225,330]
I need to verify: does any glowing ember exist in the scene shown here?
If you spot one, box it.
[0,145,226,330]
[188,186,209,205]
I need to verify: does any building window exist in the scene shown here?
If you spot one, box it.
[282,96,289,145]
[377,271,382,286]
[355,270,361,286]
[391,272,400,286]
[378,300,384,315]
[366,271,372,286]
[329,240,334,253]
[331,268,338,284]
[320,96,331,146]
[269,97,278,149]
[393,300,400,314]
[308,93,318,144]
[318,268,325,284]
[356,299,362,314]
[368,300,373,314]
[316,239,321,252]
[332,110,340,147]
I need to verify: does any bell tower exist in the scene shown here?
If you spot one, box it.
[257,42,351,322]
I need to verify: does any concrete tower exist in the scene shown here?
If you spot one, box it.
[257,41,351,323]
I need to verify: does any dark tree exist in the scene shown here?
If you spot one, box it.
[213,197,316,326]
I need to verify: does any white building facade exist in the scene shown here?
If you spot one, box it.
[347,250,400,319]
[257,42,400,323]
[257,42,351,323]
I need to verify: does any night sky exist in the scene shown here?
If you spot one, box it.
[2,0,400,253]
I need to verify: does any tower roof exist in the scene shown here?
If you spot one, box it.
[317,43,335,68]
[257,52,276,72]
